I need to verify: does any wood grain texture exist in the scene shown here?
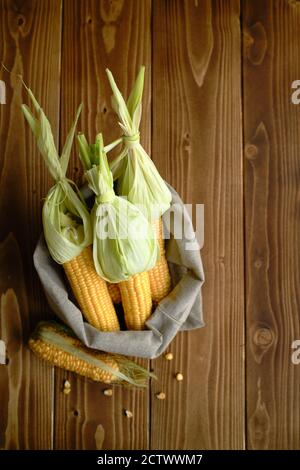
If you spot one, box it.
[0,0,62,448]
[151,0,245,449]
[54,0,152,450]
[1,0,300,451]
[243,0,300,449]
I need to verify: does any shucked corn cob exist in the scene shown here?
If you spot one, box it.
[29,321,155,386]
[63,246,120,331]
[30,322,119,383]
[119,272,152,330]
[148,218,172,303]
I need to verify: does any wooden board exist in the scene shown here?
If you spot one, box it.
[0,0,62,449]
[54,0,152,450]
[1,0,300,451]
[243,0,300,450]
[151,0,245,449]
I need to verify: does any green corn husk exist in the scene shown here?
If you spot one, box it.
[106,67,172,221]
[29,321,156,387]
[22,89,92,264]
[77,132,158,283]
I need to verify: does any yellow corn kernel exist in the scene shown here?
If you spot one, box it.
[107,283,122,304]
[119,272,152,330]
[63,379,71,389]
[148,218,172,303]
[63,245,120,331]
[165,352,173,361]
[176,373,184,382]
[156,391,166,400]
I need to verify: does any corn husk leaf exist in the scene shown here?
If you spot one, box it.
[22,90,92,264]
[77,133,158,282]
[106,67,172,221]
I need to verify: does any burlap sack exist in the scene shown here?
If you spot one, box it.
[33,185,205,359]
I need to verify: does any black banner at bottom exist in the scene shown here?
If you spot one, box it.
[0,450,299,466]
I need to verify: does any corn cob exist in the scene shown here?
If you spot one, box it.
[107,283,122,304]
[29,321,155,386]
[148,218,172,303]
[119,272,152,330]
[29,322,119,383]
[63,246,120,331]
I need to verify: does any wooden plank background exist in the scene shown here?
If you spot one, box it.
[243,0,300,450]
[0,0,299,450]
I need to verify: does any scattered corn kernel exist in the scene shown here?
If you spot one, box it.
[156,392,166,400]
[103,388,113,397]
[165,352,173,361]
[176,373,183,381]
[64,380,71,389]
[124,410,133,418]
[63,380,71,394]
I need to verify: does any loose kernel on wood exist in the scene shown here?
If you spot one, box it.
[124,410,133,418]
[63,379,71,394]
[64,380,71,389]
[165,352,173,361]
[103,388,113,397]
[156,392,166,400]
[176,373,184,382]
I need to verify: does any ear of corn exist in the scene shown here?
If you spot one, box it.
[22,89,93,264]
[63,245,120,332]
[148,218,172,303]
[29,321,155,387]
[119,271,152,330]
[107,283,122,304]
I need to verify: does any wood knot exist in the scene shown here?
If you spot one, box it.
[254,258,262,269]
[243,31,254,49]
[250,323,276,364]
[249,377,270,449]
[95,424,105,450]
[244,22,267,65]
[245,143,258,160]
[253,327,274,347]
